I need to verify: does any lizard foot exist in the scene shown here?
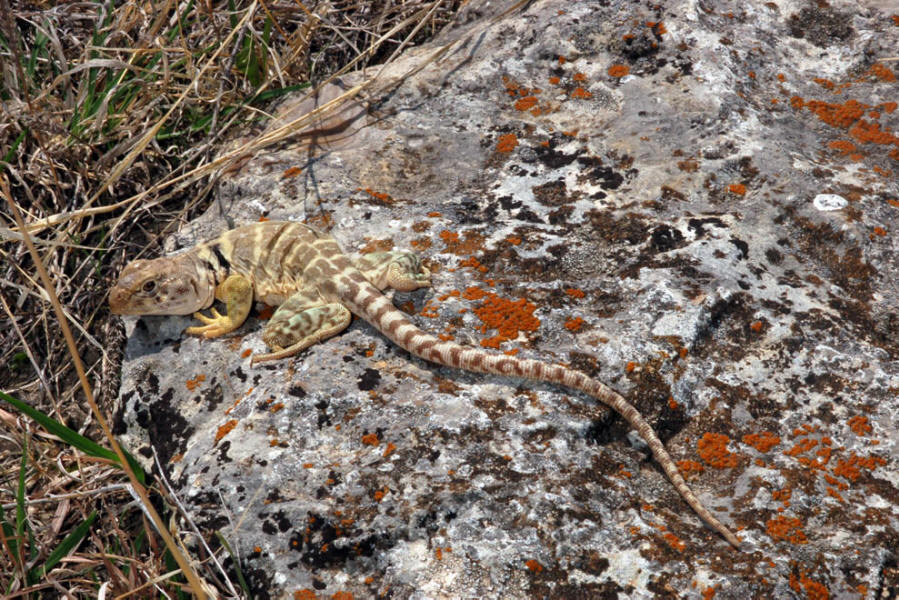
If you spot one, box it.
[186,309,240,338]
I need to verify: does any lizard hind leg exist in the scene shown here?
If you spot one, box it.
[354,252,431,292]
[251,293,351,364]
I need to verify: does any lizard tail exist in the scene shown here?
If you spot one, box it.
[339,274,741,548]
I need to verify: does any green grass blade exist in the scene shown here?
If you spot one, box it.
[16,433,27,570]
[0,391,145,484]
[28,511,97,581]
[215,532,250,595]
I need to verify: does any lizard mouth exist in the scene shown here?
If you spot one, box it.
[108,288,134,315]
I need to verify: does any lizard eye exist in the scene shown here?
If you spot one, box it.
[142,280,157,293]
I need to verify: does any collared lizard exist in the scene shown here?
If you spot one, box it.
[109,220,740,548]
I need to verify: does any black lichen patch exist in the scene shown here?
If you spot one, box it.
[624,363,684,444]
[532,179,576,206]
[357,368,381,391]
[587,210,651,245]
[534,143,579,169]
[765,247,783,265]
[729,237,749,260]
[132,379,192,467]
[691,292,757,364]
[577,156,625,190]
[650,225,686,253]
[200,382,224,411]
[239,565,274,600]
[787,7,853,47]
[288,512,392,568]
[687,216,727,239]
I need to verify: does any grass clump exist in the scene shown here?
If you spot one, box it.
[0,0,463,596]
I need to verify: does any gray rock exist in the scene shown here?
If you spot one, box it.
[115,0,899,597]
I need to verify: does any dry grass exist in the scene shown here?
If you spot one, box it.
[0,0,464,596]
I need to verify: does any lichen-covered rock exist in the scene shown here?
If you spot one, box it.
[115,0,899,597]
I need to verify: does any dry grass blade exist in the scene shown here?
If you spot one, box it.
[2,177,209,598]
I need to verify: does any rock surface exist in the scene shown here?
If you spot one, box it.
[114,0,899,597]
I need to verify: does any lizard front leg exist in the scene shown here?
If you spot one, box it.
[251,291,352,364]
[186,274,253,338]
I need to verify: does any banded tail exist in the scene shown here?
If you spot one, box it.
[337,271,741,548]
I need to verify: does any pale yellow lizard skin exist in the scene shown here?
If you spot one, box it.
[109,220,741,548]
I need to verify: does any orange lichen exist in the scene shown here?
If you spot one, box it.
[462,287,540,349]
[215,419,238,443]
[664,532,685,552]
[766,515,808,544]
[826,487,845,502]
[848,415,872,436]
[849,119,899,145]
[282,166,303,178]
[873,226,887,237]
[784,436,818,457]
[668,396,679,410]
[742,431,780,453]
[827,140,857,154]
[506,236,522,245]
[331,592,354,600]
[564,287,585,298]
[573,72,587,82]
[439,229,486,255]
[525,559,543,573]
[697,433,739,468]
[564,317,585,332]
[832,452,886,482]
[186,374,206,391]
[514,96,538,111]
[496,133,518,153]
[241,348,253,358]
[791,97,867,128]
[571,87,592,99]
[676,459,704,479]
[373,486,388,502]
[361,188,394,204]
[608,64,630,78]
[270,402,284,413]
[726,183,746,195]
[798,573,829,600]
[361,433,379,447]
[383,442,397,457]
[548,76,561,85]
[702,586,718,600]
[749,320,763,332]
[868,63,896,82]
[772,487,791,508]
[294,590,318,600]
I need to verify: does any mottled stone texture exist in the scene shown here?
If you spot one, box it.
[116,0,898,597]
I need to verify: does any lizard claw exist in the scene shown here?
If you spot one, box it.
[186,310,238,338]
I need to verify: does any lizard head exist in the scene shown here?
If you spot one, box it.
[109,257,212,316]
